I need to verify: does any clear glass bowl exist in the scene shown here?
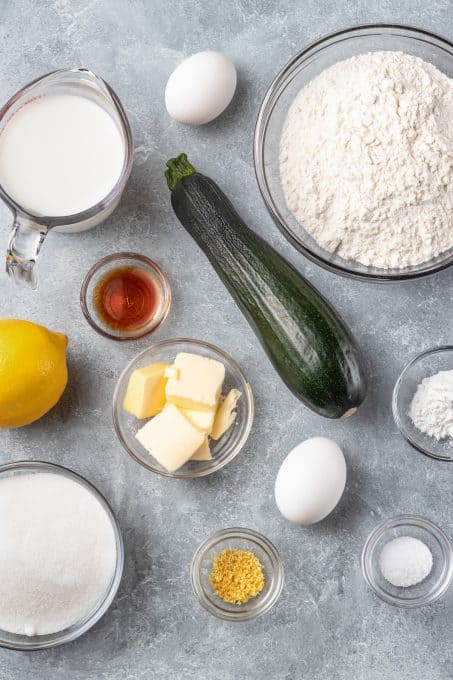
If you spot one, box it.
[0,461,124,650]
[361,515,453,608]
[80,252,171,340]
[191,528,284,621]
[393,347,453,461]
[254,24,453,281]
[113,339,254,478]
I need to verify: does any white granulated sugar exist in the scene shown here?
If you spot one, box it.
[409,369,453,440]
[280,51,453,269]
[0,472,117,636]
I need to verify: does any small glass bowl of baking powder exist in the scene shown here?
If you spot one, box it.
[191,528,284,621]
[393,346,453,461]
[361,515,453,608]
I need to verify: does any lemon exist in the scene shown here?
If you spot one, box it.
[0,319,68,428]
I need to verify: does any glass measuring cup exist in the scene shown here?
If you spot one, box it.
[0,68,134,288]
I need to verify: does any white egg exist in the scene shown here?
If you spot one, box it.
[274,437,346,525]
[165,51,237,126]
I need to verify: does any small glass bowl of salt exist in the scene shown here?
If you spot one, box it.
[393,346,453,461]
[361,515,453,608]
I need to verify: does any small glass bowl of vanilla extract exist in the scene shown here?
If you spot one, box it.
[80,253,171,340]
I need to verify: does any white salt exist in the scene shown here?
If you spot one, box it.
[0,472,117,636]
[379,536,433,588]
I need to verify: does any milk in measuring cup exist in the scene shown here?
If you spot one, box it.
[0,94,125,218]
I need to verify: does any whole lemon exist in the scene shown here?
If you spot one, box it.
[0,319,68,428]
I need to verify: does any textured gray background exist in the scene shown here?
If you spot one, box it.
[0,1,452,678]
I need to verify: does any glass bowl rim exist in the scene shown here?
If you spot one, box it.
[253,23,453,282]
[392,345,453,462]
[361,514,453,608]
[112,338,254,479]
[0,459,124,651]
[80,251,171,341]
[190,527,284,621]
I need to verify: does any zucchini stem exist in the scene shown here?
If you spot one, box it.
[165,153,197,191]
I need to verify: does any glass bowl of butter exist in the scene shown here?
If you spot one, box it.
[113,338,254,478]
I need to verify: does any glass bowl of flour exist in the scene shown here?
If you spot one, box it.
[0,461,124,650]
[393,347,453,461]
[255,24,453,281]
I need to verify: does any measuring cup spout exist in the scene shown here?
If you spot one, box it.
[6,216,48,288]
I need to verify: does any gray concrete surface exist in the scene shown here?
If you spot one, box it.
[0,1,452,678]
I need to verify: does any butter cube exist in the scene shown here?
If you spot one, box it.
[123,363,169,418]
[191,437,212,461]
[211,389,242,440]
[181,407,215,434]
[135,404,204,472]
[166,353,225,411]
[164,366,179,379]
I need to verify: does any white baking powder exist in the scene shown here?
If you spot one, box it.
[0,472,117,636]
[409,369,453,440]
[280,52,453,269]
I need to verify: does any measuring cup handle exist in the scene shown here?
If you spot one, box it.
[6,216,48,289]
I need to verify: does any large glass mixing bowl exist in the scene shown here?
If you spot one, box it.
[254,24,453,281]
[0,461,124,650]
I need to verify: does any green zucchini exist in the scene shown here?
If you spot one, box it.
[165,154,366,419]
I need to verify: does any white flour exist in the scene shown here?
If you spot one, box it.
[409,369,453,440]
[0,472,117,636]
[280,52,453,269]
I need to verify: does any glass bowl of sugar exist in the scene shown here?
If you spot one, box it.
[254,24,453,281]
[0,461,124,650]
[361,515,453,608]
[393,346,453,461]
